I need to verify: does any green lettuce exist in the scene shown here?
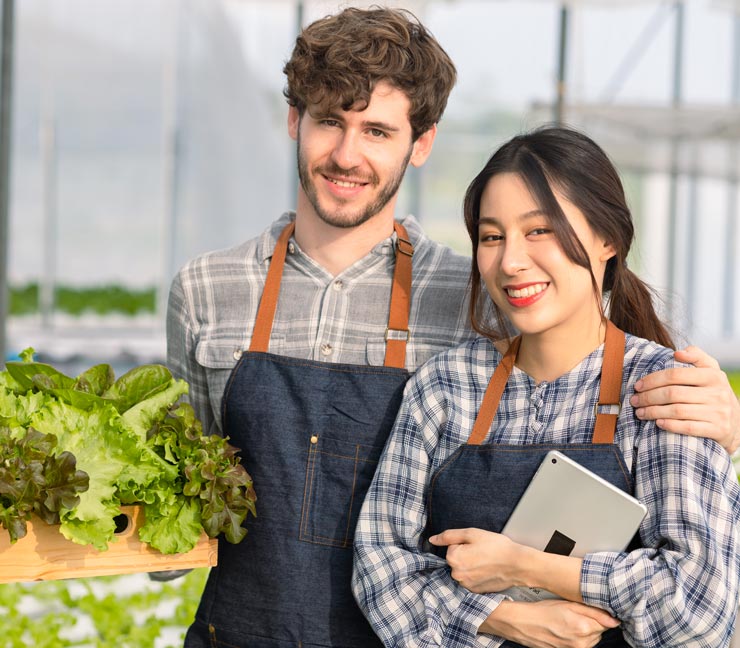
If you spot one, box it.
[0,348,256,554]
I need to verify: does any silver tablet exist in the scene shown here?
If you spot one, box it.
[500,449,647,602]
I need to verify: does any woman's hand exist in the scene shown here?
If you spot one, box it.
[430,527,584,601]
[429,527,525,593]
[480,599,620,648]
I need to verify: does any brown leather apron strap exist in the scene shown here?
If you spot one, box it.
[468,336,521,445]
[467,321,626,446]
[249,221,413,370]
[249,221,295,353]
[591,321,626,444]
[383,222,413,369]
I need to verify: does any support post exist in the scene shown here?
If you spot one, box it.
[0,0,15,365]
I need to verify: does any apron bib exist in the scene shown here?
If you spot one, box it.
[185,222,414,647]
[426,322,636,648]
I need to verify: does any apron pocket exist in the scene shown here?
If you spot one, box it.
[300,435,383,548]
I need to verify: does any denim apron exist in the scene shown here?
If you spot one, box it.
[185,221,414,647]
[426,322,634,648]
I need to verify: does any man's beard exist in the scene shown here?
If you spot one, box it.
[296,137,412,229]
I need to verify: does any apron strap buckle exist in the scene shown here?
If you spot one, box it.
[385,328,410,342]
[396,236,414,257]
[594,402,621,416]
[592,401,622,444]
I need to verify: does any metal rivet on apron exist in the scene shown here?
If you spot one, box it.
[320,343,333,356]
[233,349,243,360]
[310,435,319,444]
[288,242,296,254]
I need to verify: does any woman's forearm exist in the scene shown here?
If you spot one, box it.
[517,545,584,602]
[431,528,584,601]
[480,599,620,647]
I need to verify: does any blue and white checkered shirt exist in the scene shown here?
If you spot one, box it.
[353,334,740,648]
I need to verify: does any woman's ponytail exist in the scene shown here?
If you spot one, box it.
[607,263,675,349]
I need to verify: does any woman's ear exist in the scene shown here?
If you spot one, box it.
[600,241,617,263]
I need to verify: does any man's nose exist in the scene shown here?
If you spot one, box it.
[331,131,363,170]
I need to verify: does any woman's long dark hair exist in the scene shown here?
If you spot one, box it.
[463,126,675,349]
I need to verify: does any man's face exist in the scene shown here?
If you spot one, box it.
[288,81,435,229]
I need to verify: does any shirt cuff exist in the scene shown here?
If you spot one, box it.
[455,592,506,648]
[580,552,620,615]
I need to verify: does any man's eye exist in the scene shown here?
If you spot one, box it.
[369,128,387,138]
[320,119,340,127]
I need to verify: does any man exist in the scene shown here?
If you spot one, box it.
[166,7,739,647]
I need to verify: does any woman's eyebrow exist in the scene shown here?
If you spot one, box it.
[478,210,547,226]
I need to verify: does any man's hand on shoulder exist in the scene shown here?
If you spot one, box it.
[629,346,740,454]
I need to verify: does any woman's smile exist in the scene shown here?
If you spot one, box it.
[503,281,550,307]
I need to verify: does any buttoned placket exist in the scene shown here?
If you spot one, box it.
[527,380,548,440]
[310,236,396,363]
[279,236,344,361]
[313,277,347,361]
[270,228,399,364]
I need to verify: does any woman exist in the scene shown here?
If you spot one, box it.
[352,127,740,648]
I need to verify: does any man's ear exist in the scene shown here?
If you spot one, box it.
[409,124,437,168]
[287,106,300,141]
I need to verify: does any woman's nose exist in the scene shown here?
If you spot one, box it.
[500,238,530,275]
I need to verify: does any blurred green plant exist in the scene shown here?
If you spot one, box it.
[9,283,156,317]
[8,284,38,316]
[0,568,208,647]
[726,370,740,483]
[728,371,739,398]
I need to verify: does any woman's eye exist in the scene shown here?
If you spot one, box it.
[480,233,503,243]
[529,228,551,237]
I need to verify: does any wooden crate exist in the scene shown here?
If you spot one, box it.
[0,505,218,583]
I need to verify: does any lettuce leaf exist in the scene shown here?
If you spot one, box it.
[139,498,203,554]
[5,361,75,393]
[73,363,115,396]
[102,365,174,413]
[30,402,145,550]
[120,379,189,442]
[0,426,89,543]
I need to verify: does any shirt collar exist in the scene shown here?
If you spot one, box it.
[257,212,429,264]
[257,212,295,263]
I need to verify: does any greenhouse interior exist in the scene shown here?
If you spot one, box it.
[1,0,739,646]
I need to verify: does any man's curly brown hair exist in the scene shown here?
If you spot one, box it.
[283,6,456,141]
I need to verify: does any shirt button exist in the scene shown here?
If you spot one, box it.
[320,343,333,356]
[233,349,242,360]
[332,280,343,291]
[288,242,295,254]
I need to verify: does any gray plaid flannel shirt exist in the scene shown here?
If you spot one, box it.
[166,212,476,436]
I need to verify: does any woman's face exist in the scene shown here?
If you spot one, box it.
[476,172,614,343]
